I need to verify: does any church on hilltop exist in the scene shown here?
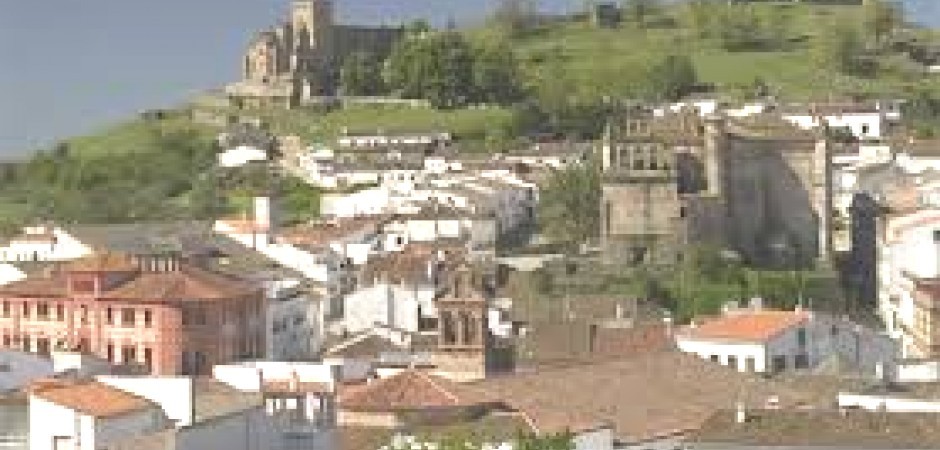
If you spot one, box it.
[225,0,404,109]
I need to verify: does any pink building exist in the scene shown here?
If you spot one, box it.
[0,253,265,375]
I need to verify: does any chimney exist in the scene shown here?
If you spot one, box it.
[736,402,747,424]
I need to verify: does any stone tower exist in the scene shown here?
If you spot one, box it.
[600,116,683,266]
[291,0,333,52]
[433,265,488,381]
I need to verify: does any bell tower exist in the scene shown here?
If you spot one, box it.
[433,265,489,381]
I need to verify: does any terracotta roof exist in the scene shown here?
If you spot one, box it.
[0,276,66,297]
[691,409,940,448]
[339,370,477,412]
[681,311,809,343]
[66,253,137,272]
[0,265,258,301]
[459,351,828,441]
[31,380,156,418]
[101,266,258,301]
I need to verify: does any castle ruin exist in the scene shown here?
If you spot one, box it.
[225,0,404,109]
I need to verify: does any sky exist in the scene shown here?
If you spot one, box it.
[1,0,938,158]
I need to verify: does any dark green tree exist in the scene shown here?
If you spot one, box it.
[644,54,698,101]
[814,19,868,75]
[385,32,476,108]
[538,162,600,250]
[470,37,524,105]
[339,51,386,96]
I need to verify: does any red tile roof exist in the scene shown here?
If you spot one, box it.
[0,264,258,302]
[101,266,258,301]
[31,380,156,418]
[339,370,476,412]
[682,311,809,343]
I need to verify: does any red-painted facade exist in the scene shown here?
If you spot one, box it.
[0,254,265,375]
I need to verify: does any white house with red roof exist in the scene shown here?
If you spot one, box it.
[29,379,169,450]
[676,303,897,375]
[676,308,813,373]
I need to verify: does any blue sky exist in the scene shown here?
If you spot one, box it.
[0,0,936,158]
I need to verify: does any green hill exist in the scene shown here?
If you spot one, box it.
[508,1,938,101]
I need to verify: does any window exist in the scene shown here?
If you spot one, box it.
[709,355,720,363]
[795,354,809,369]
[861,124,870,135]
[1,335,8,347]
[36,303,49,320]
[21,303,28,319]
[106,308,113,325]
[727,355,738,370]
[680,206,687,218]
[121,308,135,327]
[772,355,787,373]
[106,344,114,362]
[1,301,8,318]
[80,305,88,324]
[144,309,153,328]
[831,324,839,337]
[797,328,807,348]
[122,346,136,365]
[78,338,89,352]
[55,304,65,321]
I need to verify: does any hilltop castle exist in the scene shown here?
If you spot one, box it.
[225,0,404,109]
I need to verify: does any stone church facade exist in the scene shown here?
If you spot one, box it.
[225,0,404,109]
[600,110,833,268]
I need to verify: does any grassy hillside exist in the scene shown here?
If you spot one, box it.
[63,111,217,157]
[509,2,939,101]
[224,105,526,152]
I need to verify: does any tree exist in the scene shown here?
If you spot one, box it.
[538,162,600,250]
[621,0,658,27]
[339,51,385,96]
[644,54,698,101]
[813,20,868,75]
[385,32,480,108]
[864,0,902,46]
[470,37,523,105]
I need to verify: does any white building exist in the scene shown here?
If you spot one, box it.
[782,106,885,140]
[878,209,940,358]
[29,380,170,450]
[218,144,269,168]
[676,305,897,374]
[0,225,91,262]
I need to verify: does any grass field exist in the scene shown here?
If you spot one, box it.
[510,2,940,101]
